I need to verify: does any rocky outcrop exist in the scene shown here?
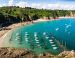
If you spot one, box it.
[0,48,33,58]
[58,50,75,58]
[0,48,75,58]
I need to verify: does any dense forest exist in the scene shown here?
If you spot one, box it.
[0,6,75,27]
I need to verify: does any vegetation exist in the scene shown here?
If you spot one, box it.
[0,6,75,27]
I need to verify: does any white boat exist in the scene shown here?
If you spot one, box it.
[35,39,39,41]
[34,36,38,39]
[37,45,41,48]
[52,44,56,47]
[25,32,29,36]
[45,36,49,39]
[43,32,46,35]
[50,41,54,44]
[53,47,57,50]
[15,37,20,40]
[34,32,37,37]
[25,32,28,34]
[25,39,28,42]
[16,33,19,36]
[49,39,53,42]
[36,41,39,43]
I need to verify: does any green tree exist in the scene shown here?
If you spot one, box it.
[31,14,39,20]
[0,13,5,24]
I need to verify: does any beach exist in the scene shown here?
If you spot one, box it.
[0,18,52,38]
[0,18,75,58]
[0,21,33,38]
[0,17,75,38]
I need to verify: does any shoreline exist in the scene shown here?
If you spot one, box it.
[0,16,75,38]
[59,16,75,18]
[0,22,32,38]
[0,17,75,58]
[33,16,75,22]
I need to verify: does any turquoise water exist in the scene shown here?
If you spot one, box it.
[1,18,75,55]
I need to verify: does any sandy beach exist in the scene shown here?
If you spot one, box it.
[59,16,75,18]
[0,18,75,58]
[0,21,32,38]
[0,17,75,38]
[0,18,53,38]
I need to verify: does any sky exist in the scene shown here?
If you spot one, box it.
[0,0,75,10]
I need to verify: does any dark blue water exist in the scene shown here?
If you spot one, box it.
[1,18,75,55]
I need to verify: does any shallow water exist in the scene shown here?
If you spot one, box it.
[1,18,75,55]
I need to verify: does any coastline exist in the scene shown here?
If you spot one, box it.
[33,16,75,22]
[0,22,32,38]
[0,17,75,58]
[59,16,75,18]
[0,16,75,38]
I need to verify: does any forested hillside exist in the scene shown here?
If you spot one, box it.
[0,6,75,27]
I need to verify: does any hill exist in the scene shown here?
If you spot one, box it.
[0,6,75,27]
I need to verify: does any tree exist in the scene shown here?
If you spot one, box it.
[31,14,39,20]
[0,13,5,24]
[0,6,74,27]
